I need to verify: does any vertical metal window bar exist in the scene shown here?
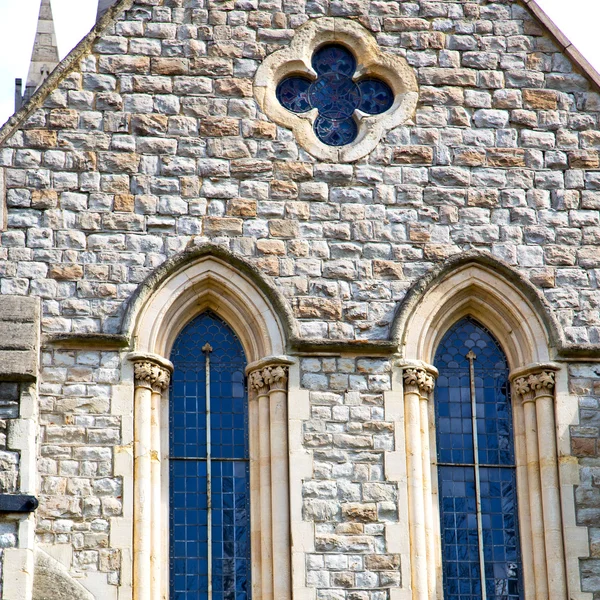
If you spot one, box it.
[203,342,213,600]
[467,350,487,600]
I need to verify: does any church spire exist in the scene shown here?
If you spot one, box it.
[16,0,59,111]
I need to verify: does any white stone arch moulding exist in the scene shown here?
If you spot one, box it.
[254,17,419,162]
[393,260,590,600]
[126,253,294,600]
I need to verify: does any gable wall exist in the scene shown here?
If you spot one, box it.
[0,0,599,598]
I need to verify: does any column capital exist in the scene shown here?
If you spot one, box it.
[249,364,289,396]
[402,367,436,396]
[510,364,559,404]
[128,352,173,393]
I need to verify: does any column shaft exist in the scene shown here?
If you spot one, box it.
[405,386,427,600]
[150,389,162,600]
[249,391,263,599]
[535,393,567,600]
[523,399,549,600]
[419,394,435,599]
[258,389,273,600]
[270,387,292,600]
[134,384,153,600]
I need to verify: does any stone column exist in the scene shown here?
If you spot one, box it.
[129,354,173,600]
[248,363,292,600]
[512,366,567,600]
[402,365,436,600]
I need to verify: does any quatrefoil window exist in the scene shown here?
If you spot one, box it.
[276,45,394,147]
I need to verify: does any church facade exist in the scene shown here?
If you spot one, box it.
[0,0,599,599]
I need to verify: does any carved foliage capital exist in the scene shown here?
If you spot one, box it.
[513,369,555,403]
[403,367,435,396]
[134,360,171,393]
[249,365,289,395]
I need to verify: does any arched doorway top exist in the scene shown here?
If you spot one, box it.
[123,243,296,363]
[392,252,563,368]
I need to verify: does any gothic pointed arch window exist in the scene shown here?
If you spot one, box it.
[169,311,251,599]
[434,317,523,599]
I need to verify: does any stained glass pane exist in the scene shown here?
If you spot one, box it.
[276,44,394,146]
[170,311,251,600]
[435,317,523,600]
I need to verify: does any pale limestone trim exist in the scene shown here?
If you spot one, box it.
[254,17,418,162]
[129,256,293,600]
[398,261,589,600]
[554,368,591,600]
[287,363,315,600]
[384,366,412,600]
[131,256,286,363]
[400,263,552,369]
[3,384,39,600]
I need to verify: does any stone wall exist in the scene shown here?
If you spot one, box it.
[0,0,598,597]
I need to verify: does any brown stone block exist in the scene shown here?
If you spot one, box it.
[572,437,597,457]
[529,268,555,288]
[23,130,57,149]
[151,57,189,75]
[467,189,499,208]
[68,151,97,171]
[180,177,201,198]
[199,117,239,137]
[569,150,600,169]
[257,239,286,255]
[114,194,134,212]
[203,217,243,236]
[49,264,84,280]
[230,159,273,178]
[297,297,342,320]
[190,57,233,76]
[274,161,314,181]
[254,256,279,276]
[392,146,433,165]
[523,88,558,110]
[408,223,431,242]
[242,120,277,139]
[215,78,253,97]
[365,554,401,571]
[420,68,477,86]
[454,148,485,167]
[269,219,298,238]
[383,17,430,31]
[423,244,460,261]
[31,190,58,209]
[270,180,298,199]
[99,55,150,74]
[487,148,526,167]
[372,260,404,280]
[131,114,168,136]
[98,152,140,174]
[227,198,256,217]
[48,109,79,129]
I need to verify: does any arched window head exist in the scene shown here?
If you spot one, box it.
[170,311,251,599]
[435,317,523,599]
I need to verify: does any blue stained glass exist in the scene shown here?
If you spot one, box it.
[170,311,251,600]
[435,317,523,600]
[276,43,394,146]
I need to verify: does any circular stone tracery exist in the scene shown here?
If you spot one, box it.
[276,44,394,147]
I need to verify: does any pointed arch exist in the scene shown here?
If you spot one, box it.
[125,244,295,363]
[392,252,563,368]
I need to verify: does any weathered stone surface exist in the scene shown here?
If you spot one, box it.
[33,550,95,600]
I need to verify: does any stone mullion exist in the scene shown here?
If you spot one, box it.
[250,369,274,600]
[266,367,292,600]
[129,354,172,600]
[512,366,567,600]
[248,386,263,600]
[417,372,436,600]
[515,378,549,600]
[402,367,433,600]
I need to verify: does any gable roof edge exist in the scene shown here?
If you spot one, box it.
[521,0,600,92]
[0,0,134,146]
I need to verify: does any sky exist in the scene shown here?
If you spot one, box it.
[0,0,599,126]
